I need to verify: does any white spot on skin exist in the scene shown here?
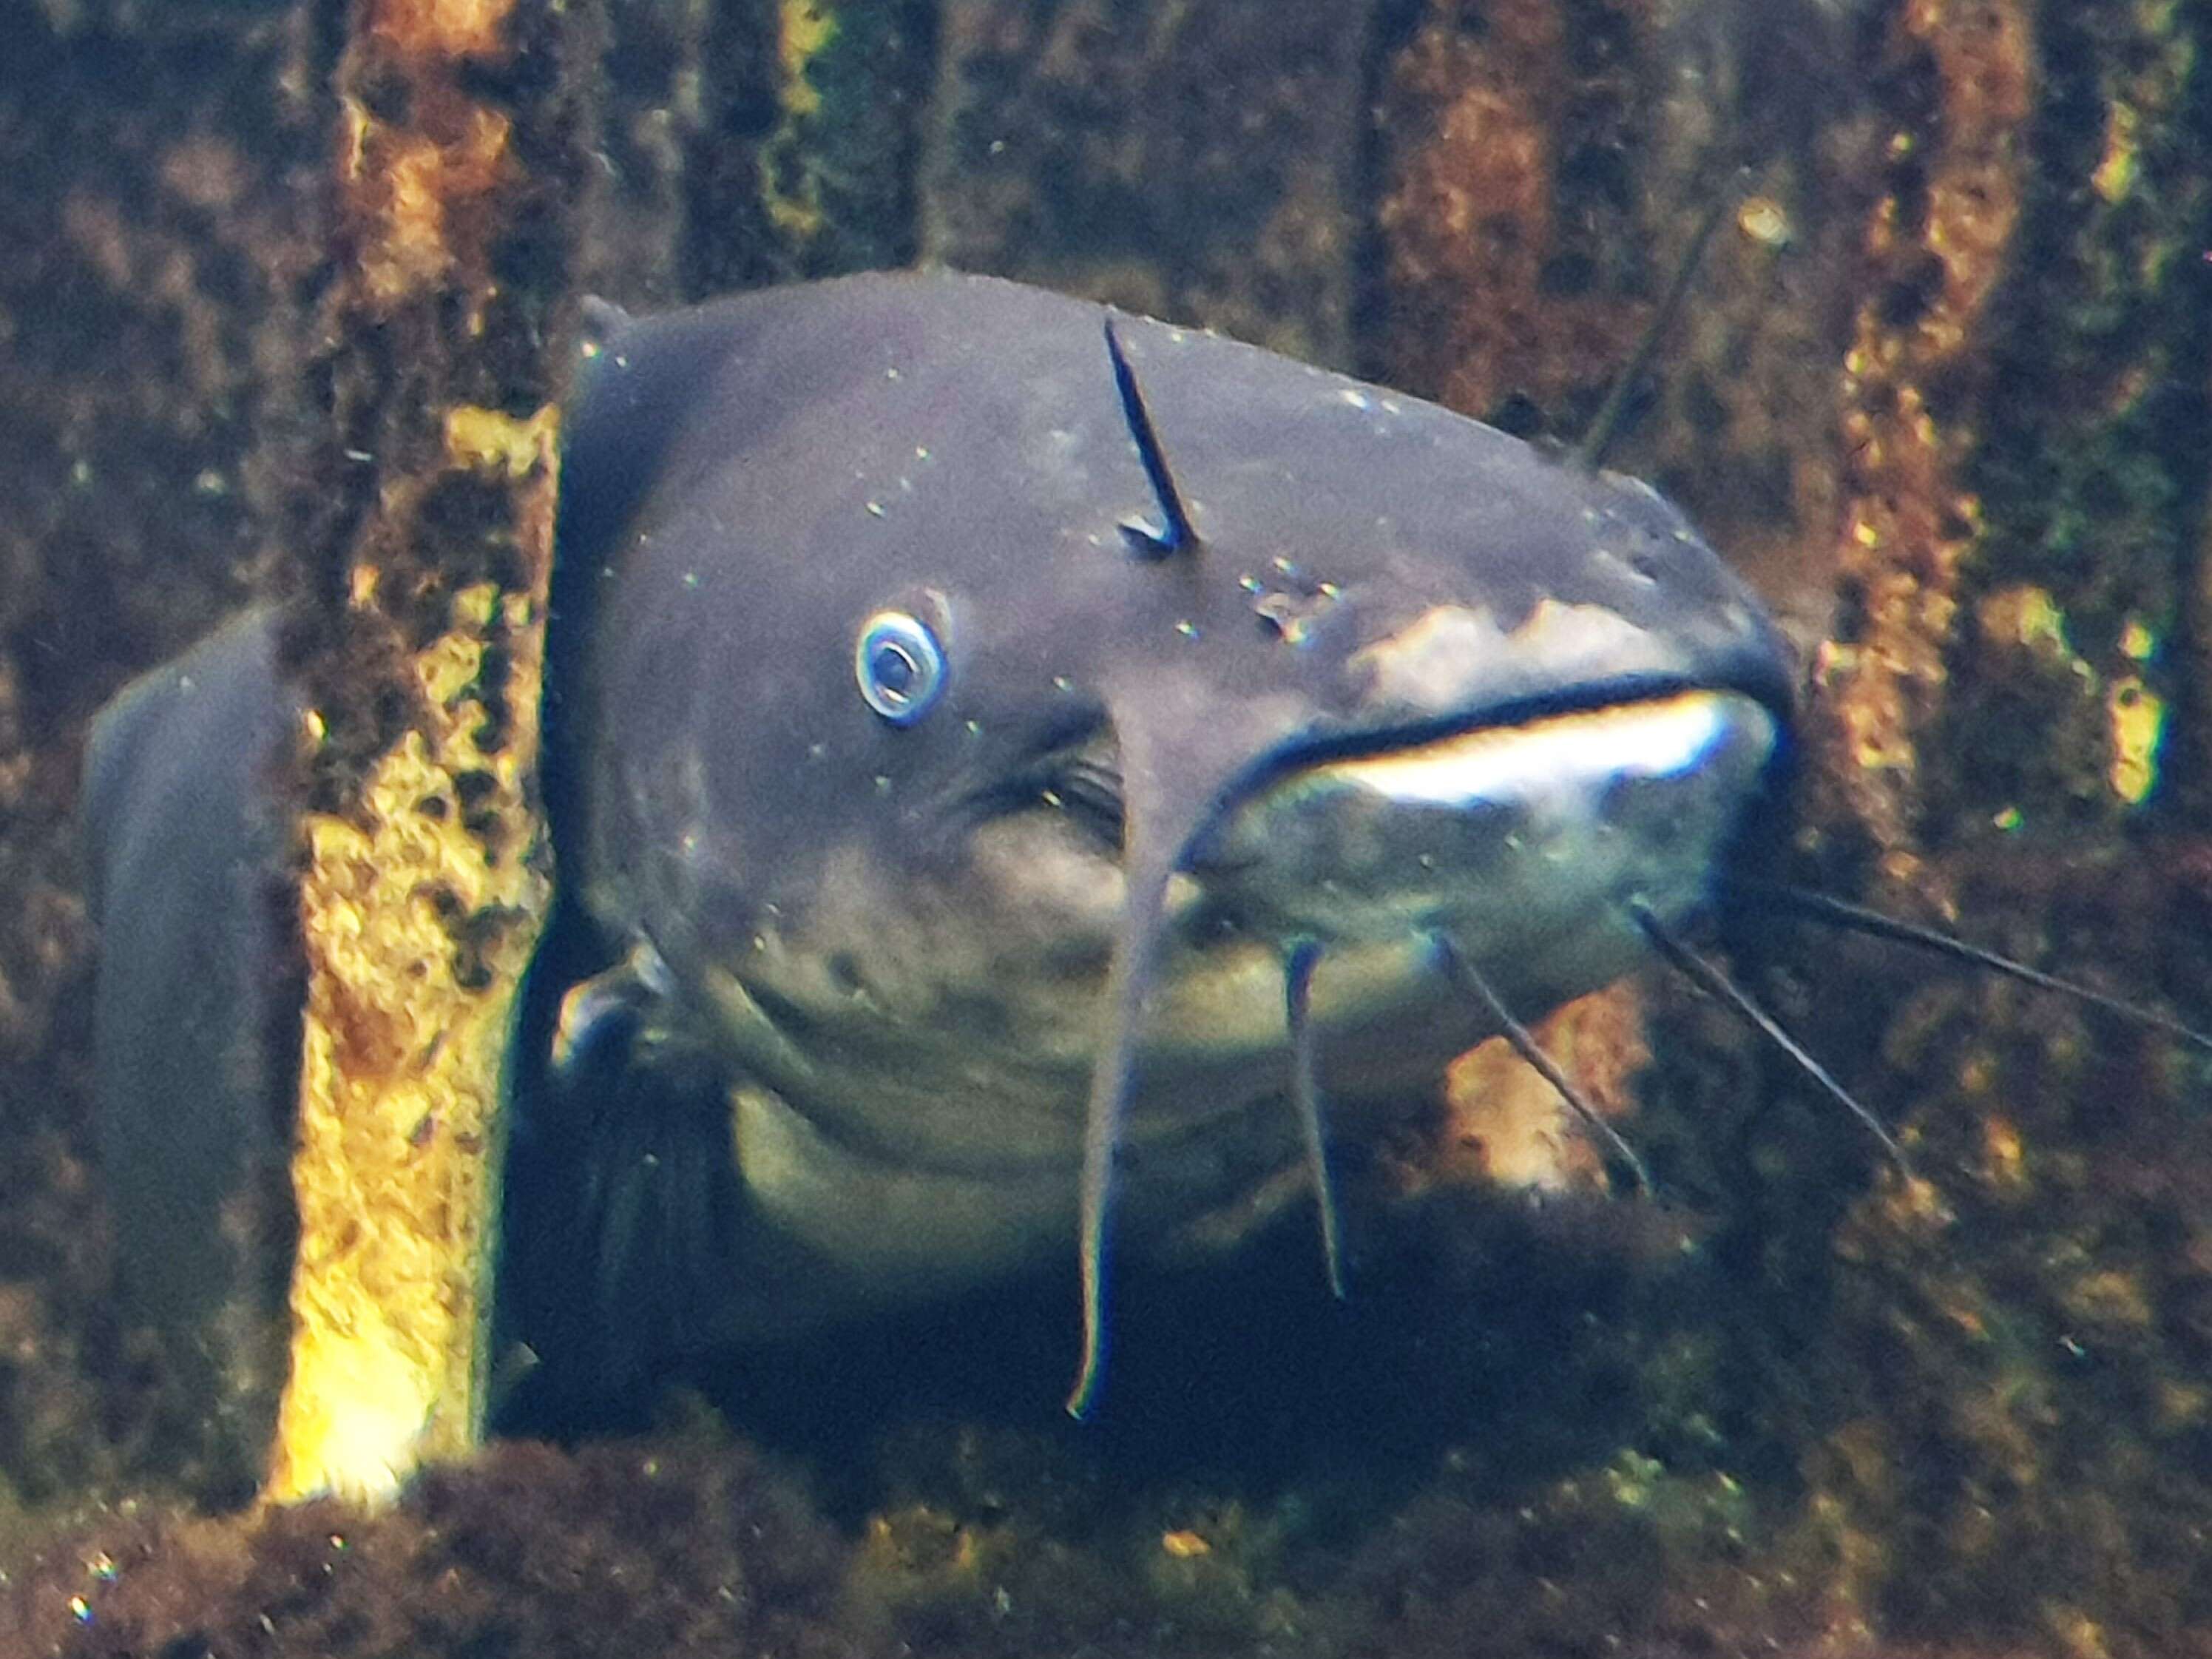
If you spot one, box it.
[1514,599,1668,669]
[1351,601,1671,717]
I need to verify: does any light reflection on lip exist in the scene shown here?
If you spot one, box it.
[1179,689,1780,974]
[1310,691,1748,809]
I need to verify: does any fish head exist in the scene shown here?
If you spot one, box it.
[552,269,1796,1243]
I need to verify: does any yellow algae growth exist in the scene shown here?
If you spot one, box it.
[779,0,837,121]
[2091,99,2140,204]
[760,0,840,240]
[1818,0,2030,897]
[1979,583,2070,657]
[1976,588,2165,805]
[266,414,558,1506]
[2107,675,2164,805]
[446,402,559,479]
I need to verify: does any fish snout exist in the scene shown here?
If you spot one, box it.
[1185,690,1784,1007]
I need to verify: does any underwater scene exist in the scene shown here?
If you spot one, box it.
[5,0,2212,1654]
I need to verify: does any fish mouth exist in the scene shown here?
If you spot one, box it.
[1185,686,1785,993]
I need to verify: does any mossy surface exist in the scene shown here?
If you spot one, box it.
[254,0,597,1504]
[7,1,2212,1655]
[0,0,330,1515]
[921,0,1377,362]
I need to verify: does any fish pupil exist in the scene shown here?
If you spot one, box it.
[872,643,918,697]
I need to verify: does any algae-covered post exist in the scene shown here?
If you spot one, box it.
[263,0,602,1504]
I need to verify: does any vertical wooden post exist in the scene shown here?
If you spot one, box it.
[264,0,600,1504]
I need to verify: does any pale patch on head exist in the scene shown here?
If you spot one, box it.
[1348,604,1508,713]
[1509,597,1665,670]
[1350,599,1674,719]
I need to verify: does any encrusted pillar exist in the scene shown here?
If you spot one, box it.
[263,0,601,1504]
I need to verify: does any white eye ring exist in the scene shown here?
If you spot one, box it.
[855,610,947,726]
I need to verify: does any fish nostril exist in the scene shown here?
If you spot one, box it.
[827,952,865,996]
[1249,584,1340,646]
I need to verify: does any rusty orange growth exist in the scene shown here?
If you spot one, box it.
[341,99,514,308]
[339,0,522,311]
[370,0,519,61]
[1430,985,1651,1197]
[1376,3,1646,425]
[1810,0,2032,898]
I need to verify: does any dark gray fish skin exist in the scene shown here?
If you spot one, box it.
[82,608,300,1479]
[84,270,1799,1415]
[547,270,1795,1365]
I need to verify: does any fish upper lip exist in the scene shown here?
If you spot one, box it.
[1217,665,1794,817]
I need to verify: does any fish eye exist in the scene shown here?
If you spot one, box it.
[855,609,947,725]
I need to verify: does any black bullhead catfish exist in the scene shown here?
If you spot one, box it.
[82,269,1810,1425]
